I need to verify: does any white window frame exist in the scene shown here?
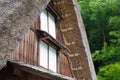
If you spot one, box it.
[40,9,56,38]
[39,41,48,68]
[39,9,58,72]
[39,41,57,72]
[49,46,57,72]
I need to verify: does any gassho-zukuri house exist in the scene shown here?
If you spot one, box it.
[0,0,97,80]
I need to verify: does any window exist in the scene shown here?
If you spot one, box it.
[40,41,57,72]
[40,10,56,38]
[49,46,57,72]
[39,41,48,68]
[39,10,57,72]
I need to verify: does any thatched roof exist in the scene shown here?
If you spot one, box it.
[0,0,50,69]
[51,0,97,80]
[0,0,96,80]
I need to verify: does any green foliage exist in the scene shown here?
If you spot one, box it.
[97,62,120,80]
[78,0,120,52]
[109,16,120,30]
[78,0,120,79]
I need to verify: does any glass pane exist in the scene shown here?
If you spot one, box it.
[48,12,56,38]
[40,41,48,68]
[41,10,48,32]
[49,46,57,72]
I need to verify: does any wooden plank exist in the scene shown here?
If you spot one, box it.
[29,30,32,64]
[8,61,75,80]
[28,31,31,64]
[59,53,72,77]
[24,32,26,63]
[36,30,68,51]
[34,33,38,66]
[12,16,73,78]
[31,30,34,65]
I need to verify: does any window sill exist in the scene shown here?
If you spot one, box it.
[30,28,68,52]
[37,30,68,51]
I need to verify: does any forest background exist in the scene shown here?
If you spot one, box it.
[78,0,120,80]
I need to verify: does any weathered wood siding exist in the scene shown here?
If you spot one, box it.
[0,66,49,80]
[59,53,72,77]
[13,29,38,65]
[12,17,72,77]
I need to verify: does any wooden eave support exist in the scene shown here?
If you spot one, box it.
[36,30,68,50]
[30,28,68,51]
[7,61,75,80]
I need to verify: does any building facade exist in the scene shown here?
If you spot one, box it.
[0,0,97,80]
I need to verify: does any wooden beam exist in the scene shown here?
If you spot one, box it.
[30,29,68,51]
[8,61,75,80]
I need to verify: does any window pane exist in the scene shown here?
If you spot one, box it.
[41,10,48,32]
[49,46,57,72]
[40,41,48,68]
[48,12,56,38]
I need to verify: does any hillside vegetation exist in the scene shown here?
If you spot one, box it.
[78,0,120,80]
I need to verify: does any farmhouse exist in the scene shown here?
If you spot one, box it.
[0,0,96,80]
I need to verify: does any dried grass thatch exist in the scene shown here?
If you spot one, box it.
[51,0,97,80]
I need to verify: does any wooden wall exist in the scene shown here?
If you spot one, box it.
[13,17,40,66]
[59,53,72,77]
[12,16,72,77]
[13,29,38,66]
[0,66,49,80]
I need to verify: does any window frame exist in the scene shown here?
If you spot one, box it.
[39,9,58,72]
[40,9,57,39]
[34,4,65,73]
[39,41,58,73]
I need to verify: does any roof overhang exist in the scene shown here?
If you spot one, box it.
[7,61,75,80]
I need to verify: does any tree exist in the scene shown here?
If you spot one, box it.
[78,0,120,79]
[97,62,120,80]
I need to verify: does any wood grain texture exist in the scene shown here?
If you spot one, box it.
[12,16,72,77]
